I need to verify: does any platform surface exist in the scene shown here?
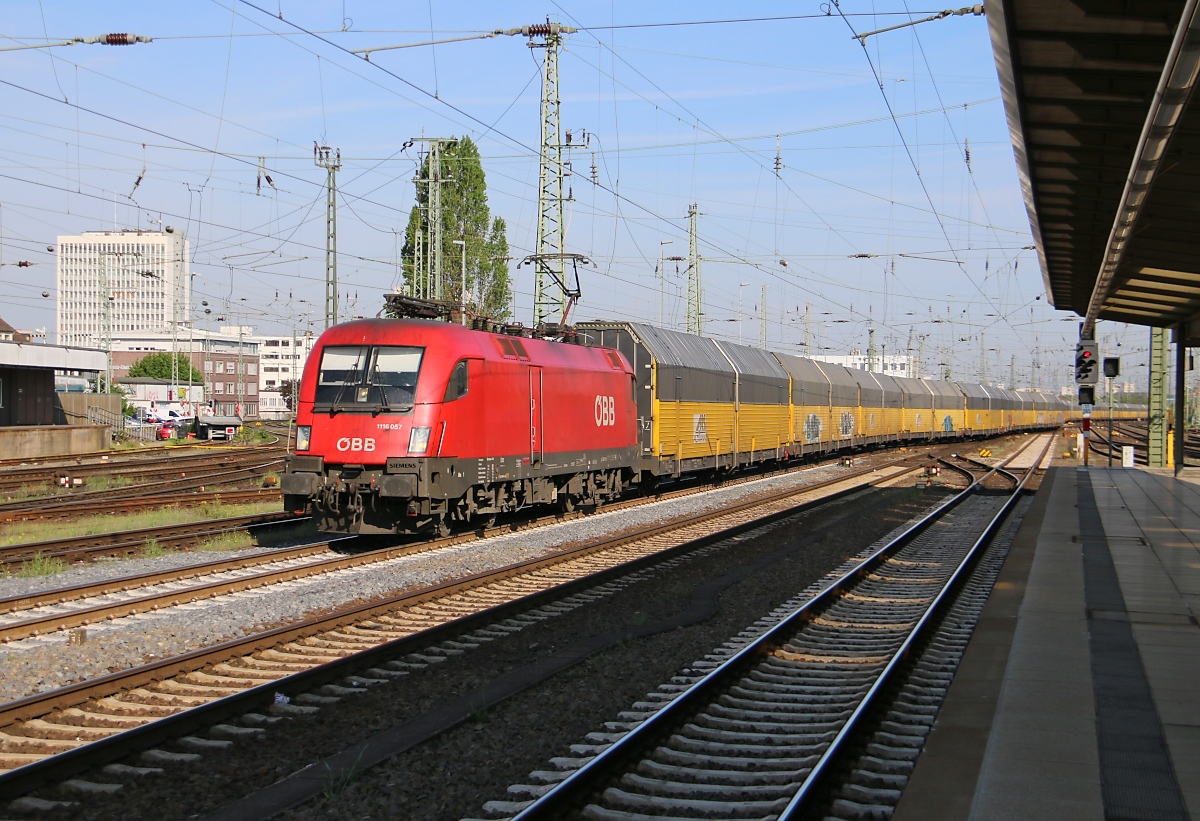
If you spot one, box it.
[895,465,1200,821]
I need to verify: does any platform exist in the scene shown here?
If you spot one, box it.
[895,465,1200,821]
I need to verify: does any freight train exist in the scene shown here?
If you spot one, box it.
[282,318,1139,535]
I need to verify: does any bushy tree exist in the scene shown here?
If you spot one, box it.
[396,136,513,321]
[277,378,299,411]
[127,352,204,384]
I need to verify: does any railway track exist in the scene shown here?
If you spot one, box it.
[0,460,284,517]
[0,454,927,794]
[0,511,302,570]
[0,444,285,495]
[480,432,1053,821]
[0,453,922,646]
[0,441,235,472]
[1085,419,1200,465]
[0,488,284,525]
[0,440,974,652]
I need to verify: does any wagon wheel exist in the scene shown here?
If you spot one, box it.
[479,513,498,530]
[558,495,576,515]
[435,515,452,538]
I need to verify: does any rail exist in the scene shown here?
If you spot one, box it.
[0,456,923,796]
[507,433,1052,820]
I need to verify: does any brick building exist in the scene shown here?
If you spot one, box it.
[110,329,259,418]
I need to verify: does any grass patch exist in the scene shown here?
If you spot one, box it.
[141,537,168,558]
[17,553,69,577]
[196,531,255,552]
[321,750,366,801]
[0,500,281,548]
[82,476,137,493]
[233,427,275,445]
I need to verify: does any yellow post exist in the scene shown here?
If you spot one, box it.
[1168,431,1175,467]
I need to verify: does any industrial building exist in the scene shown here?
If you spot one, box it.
[110,329,259,418]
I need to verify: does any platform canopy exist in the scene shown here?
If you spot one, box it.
[989,0,1200,342]
[0,339,105,372]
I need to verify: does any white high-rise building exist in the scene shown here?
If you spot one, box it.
[56,229,190,347]
[812,353,917,378]
[251,331,318,419]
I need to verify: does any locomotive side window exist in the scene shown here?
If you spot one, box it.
[444,359,469,402]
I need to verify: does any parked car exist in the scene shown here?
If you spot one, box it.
[156,421,184,440]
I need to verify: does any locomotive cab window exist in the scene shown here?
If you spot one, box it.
[370,347,423,408]
[316,346,367,404]
[444,359,469,402]
[315,344,423,411]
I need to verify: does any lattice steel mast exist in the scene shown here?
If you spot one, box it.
[520,21,577,326]
[315,144,341,328]
[686,203,703,335]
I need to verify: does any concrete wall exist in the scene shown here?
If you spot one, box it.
[0,425,109,459]
[54,393,123,426]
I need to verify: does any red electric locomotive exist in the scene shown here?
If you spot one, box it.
[282,319,639,535]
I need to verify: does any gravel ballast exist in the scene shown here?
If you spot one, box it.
[0,458,878,703]
[24,484,952,820]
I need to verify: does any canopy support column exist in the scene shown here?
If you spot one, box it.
[1176,326,1188,475]
[1149,327,1170,467]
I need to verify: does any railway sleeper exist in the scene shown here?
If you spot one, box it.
[636,759,810,786]
[829,795,896,821]
[54,709,153,729]
[123,687,213,706]
[621,771,802,801]
[16,720,124,742]
[593,785,791,818]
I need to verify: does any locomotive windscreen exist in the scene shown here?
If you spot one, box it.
[315,345,423,410]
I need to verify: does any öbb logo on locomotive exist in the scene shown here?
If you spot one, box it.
[336,437,377,452]
[595,395,616,426]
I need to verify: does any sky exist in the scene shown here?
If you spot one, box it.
[0,1,1153,390]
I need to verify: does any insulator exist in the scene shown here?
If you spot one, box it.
[104,33,137,46]
[524,23,555,36]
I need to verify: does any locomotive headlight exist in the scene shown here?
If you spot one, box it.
[296,425,311,451]
[408,426,431,454]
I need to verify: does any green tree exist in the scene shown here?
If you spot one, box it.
[277,378,299,412]
[127,352,204,384]
[395,136,513,321]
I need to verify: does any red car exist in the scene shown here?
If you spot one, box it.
[283,319,639,535]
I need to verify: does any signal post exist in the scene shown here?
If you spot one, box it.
[1075,331,1098,465]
